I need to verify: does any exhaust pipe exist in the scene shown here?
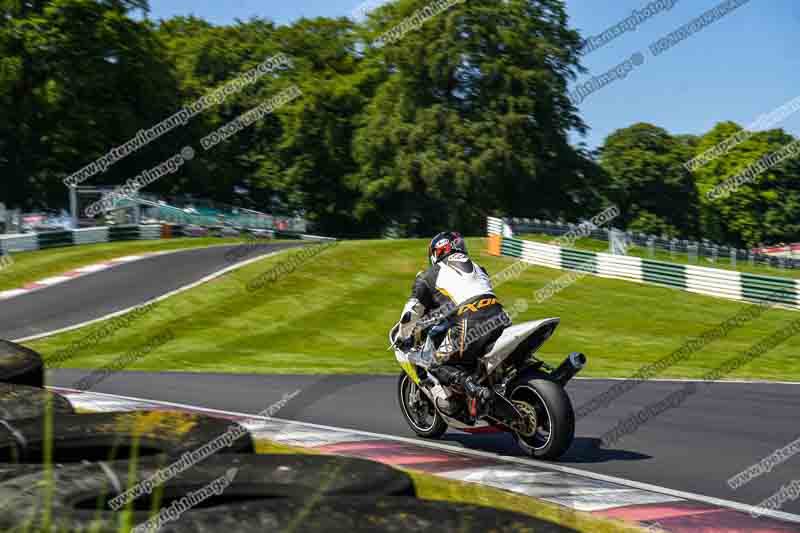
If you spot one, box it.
[551,352,586,386]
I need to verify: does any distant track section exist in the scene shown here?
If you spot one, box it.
[0,242,304,341]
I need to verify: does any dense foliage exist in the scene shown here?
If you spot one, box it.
[1,0,798,244]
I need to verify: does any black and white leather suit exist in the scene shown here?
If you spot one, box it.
[399,252,511,393]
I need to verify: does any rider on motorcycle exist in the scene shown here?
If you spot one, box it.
[397,232,511,420]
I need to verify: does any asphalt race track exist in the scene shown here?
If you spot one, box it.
[47,369,800,515]
[3,245,799,516]
[0,242,305,341]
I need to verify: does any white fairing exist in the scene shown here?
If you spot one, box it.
[435,254,494,304]
[481,318,560,375]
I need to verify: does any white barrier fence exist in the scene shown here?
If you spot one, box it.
[487,217,800,310]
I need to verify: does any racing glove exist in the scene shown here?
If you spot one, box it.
[399,298,425,340]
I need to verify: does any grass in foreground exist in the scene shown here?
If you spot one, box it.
[27,237,800,380]
[518,233,800,279]
[0,237,248,292]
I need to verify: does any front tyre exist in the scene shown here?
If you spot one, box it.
[397,372,447,439]
[510,379,575,460]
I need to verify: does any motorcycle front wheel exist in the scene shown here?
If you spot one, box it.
[509,378,575,460]
[397,371,447,439]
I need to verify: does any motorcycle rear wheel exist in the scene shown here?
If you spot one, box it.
[397,372,447,439]
[509,378,575,460]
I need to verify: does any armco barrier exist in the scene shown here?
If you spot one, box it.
[0,224,164,254]
[0,233,38,254]
[73,227,109,246]
[487,217,800,310]
[36,230,74,250]
[0,225,334,256]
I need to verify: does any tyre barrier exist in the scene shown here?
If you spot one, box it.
[0,383,74,421]
[0,410,254,464]
[0,458,574,532]
[106,453,416,503]
[0,340,45,388]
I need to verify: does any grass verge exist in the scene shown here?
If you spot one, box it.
[27,238,800,380]
[0,237,248,292]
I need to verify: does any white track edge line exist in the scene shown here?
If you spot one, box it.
[573,377,800,385]
[1,242,247,303]
[47,386,800,525]
[12,246,297,343]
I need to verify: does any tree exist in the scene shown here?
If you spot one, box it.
[351,0,590,235]
[598,123,698,237]
[693,122,800,246]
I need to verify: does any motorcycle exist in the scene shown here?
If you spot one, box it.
[390,316,585,460]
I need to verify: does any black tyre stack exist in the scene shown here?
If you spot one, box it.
[0,339,577,532]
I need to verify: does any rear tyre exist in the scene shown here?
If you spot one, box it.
[397,372,447,439]
[510,379,574,460]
